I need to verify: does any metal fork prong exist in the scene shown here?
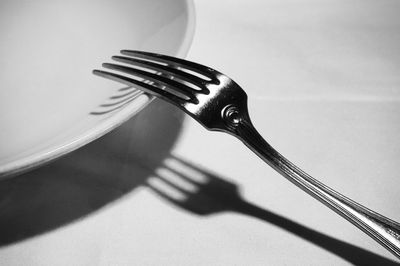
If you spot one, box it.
[112,56,210,94]
[92,70,186,106]
[102,63,199,103]
[121,50,220,82]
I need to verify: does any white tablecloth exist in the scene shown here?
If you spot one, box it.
[1,0,400,265]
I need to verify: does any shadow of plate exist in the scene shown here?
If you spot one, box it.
[0,99,185,246]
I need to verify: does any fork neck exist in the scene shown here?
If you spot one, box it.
[221,103,400,259]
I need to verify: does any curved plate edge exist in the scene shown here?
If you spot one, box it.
[0,0,196,179]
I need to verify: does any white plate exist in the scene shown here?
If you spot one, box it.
[0,0,195,178]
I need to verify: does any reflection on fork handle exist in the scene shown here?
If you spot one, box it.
[224,105,400,260]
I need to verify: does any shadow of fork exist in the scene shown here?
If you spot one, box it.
[146,155,399,265]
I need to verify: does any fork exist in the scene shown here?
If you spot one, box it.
[93,50,400,259]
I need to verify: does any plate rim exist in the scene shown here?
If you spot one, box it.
[0,0,196,179]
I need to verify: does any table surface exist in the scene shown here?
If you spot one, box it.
[1,0,400,265]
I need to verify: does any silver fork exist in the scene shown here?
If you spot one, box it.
[93,50,400,259]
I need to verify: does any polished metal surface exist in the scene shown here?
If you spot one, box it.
[94,50,400,260]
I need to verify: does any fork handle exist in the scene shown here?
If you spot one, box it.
[225,107,400,259]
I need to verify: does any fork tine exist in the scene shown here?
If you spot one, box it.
[112,56,210,94]
[121,50,220,82]
[92,70,187,106]
[102,63,200,103]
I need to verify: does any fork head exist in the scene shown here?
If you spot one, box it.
[93,50,250,134]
